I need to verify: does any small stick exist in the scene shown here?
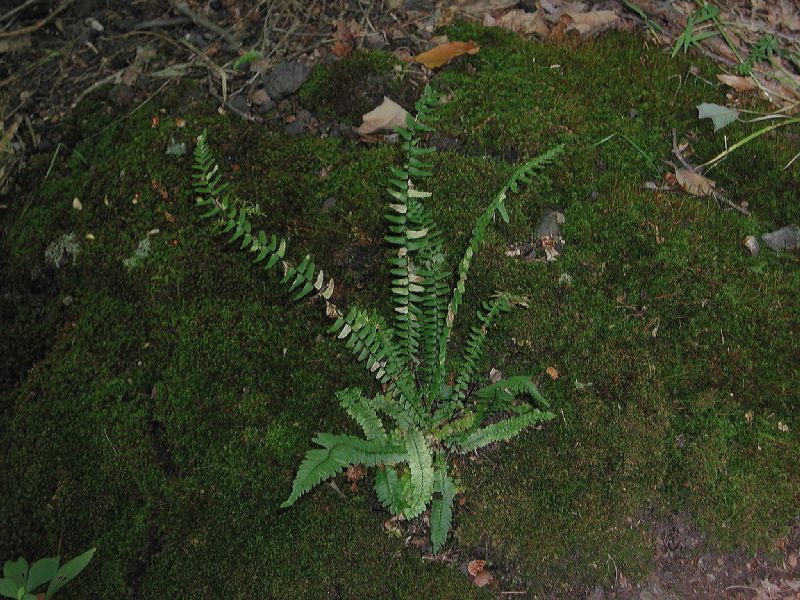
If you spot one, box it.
[170,0,237,47]
[0,0,72,39]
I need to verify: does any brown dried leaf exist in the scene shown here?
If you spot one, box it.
[546,366,559,380]
[356,97,409,135]
[467,559,486,577]
[484,9,549,36]
[675,168,716,197]
[414,40,480,69]
[565,10,619,35]
[473,570,493,588]
[717,73,757,92]
[332,20,355,58]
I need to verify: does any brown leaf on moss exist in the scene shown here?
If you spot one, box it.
[565,10,619,35]
[467,559,486,578]
[484,9,549,36]
[675,169,715,197]
[332,20,355,58]
[414,40,480,69]
[717,74,756,92]
[356,97,409,135]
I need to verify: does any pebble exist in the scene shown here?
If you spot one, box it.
[263,61,311,100]
[761,224,800,251]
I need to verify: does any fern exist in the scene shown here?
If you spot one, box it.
[193,85,562,554]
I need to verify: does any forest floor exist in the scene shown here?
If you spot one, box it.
[1,1,799,599]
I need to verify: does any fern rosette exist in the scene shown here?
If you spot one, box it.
[192,85,562,554]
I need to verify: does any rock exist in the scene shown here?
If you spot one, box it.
[226,94,250,115]
[321,197,337,213]
[251,88,273,111]
[761,224,800,251]
[263,61,311,100]
[284,121,305,137]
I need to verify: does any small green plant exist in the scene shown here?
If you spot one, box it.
[672,2,720,57]
[192,86,560,553]
[0,549,95,600]
[739,34,780,75]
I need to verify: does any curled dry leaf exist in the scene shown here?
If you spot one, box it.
[467,559,486,577]
[414,40,480,69]
[473,570,493,588]
[546,366,559,380]
[357,97,409,135]
[717,73,757,92]
[566,10,619,35]
[332,20,355,58]
[674,168,715,197]
[484,9,549,36]
[489,367,502,383]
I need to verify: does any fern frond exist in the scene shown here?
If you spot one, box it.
[435,144,565,392]
[447,407,555,454]
[386,85,441,370]
[281,433,406,507]
[430,458,456,554]
[337,388,387,442]
[450,295,511,405]
[402,429,435,518]
[375,465,409,515]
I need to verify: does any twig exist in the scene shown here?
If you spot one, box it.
[70,70,124,108]
[0,0,40,25]
[130,16,192,31]
[170,0,238,47]
[0,0,72,39]
[180,37,228,101]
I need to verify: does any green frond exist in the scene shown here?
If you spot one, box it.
[402,429,435,519]
[435,144,565,391]
[375,465,409,515]
[450,295,511,404]
[430,458,456,554]
[337,388,388,442]
[281,433,406,508]
[448,407,555,454]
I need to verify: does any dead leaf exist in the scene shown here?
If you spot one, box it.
[473,570,493,587]
[778,421,790,433]
[456,0,518,15]
[356,97,409,135]
[674,169,715,197]
[565,10,619,35]
[347,464,367,491]
[546,366,559,380]
[484,9,549,36]
[467,559,486,577]
[121,66,140,87]
[164,211,176,223]
[745,410,754,424]
[717,73,756,92]
[332,20,355,58]
[414,40,480,69]
[72,197,82,211]
[489,367,502,383]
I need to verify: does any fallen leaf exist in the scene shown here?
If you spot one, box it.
[414,40,480,69]
[717,73,756,92]
[674,168,715,197]
[347,464,367,491]
[164,211,176,223]
[356,97,409,135]
[489,367,502,383]
[121,66,139,87]
[546,366,559,380]
[778,421,790,432]
[456,0,518,15]
[473,570,493,587]
[565,10,619,35]
[745,410,754,424]
[85,233,95,240]
[484,9,549,36]
[72,197,82,211]
[697,102,739,131]
[332,20,355,58]
[467,559,486,578]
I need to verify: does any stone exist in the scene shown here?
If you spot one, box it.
[761,224,800,251]
[263,61,311,100]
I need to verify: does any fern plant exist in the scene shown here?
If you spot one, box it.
[192,85,561,553]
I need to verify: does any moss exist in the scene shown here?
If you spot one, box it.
[298,50,414,124]
[1,24,799,599]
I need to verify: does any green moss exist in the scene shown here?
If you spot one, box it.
[1,24,798,599]
[298,50,412,124]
